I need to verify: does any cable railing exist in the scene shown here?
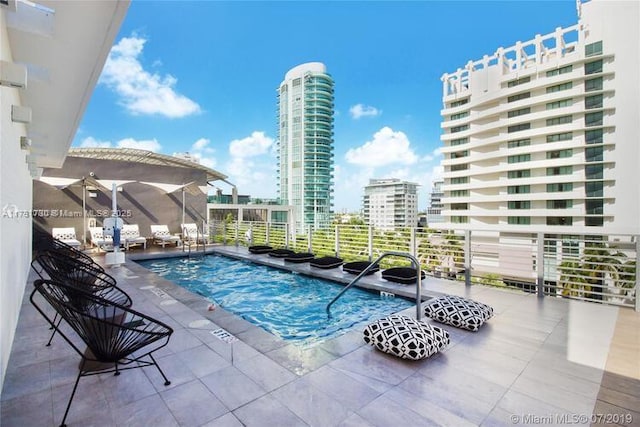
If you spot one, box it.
[205,221,638,310]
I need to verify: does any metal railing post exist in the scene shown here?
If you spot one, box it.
[222,222,227,245]
[465,230,471,287]
[410,227,417,258]
[635,237,639,312]
[368,226,373,262]
[537,232,545,298]
[335,226,340,257]
[234,222,239,247]
[285,224,290,249]
[266,222,270,245]
[308,226,313,253]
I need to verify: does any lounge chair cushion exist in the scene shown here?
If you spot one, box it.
[284,252,315,263]
[268,249,295,258]
[363,315,449,360]
[424,295,494,332]
[342,261,379,275]
[310,256,344,269]
[248,245,273,254]
[381,267,426,284]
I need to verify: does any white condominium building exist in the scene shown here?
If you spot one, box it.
[363,179,419,229]
[439,0,639,235]
[427,180,445,225]
[277,62,335,231]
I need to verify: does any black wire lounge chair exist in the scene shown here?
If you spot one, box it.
[268,248,295,258]
[284,252,315,263]
[310,256,344,269]
[342,261,380,275]
[381,267,426,284]
[31,251,132,345]
[30,279,173,427]
[35,232,96,267]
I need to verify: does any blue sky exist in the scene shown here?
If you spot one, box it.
[74,0,579,212]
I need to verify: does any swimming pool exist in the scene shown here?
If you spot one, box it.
[139,255,413,346]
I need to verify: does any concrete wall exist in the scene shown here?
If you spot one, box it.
[33,156,209,242]
[0,9,34,390]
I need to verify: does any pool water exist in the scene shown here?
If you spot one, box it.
[139,255,413,346]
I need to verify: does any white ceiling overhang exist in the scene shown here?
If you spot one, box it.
[6,0,130,168]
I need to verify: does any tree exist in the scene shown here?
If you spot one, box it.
[559,239,629,301]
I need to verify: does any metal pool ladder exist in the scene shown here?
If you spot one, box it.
[326,251,423,320]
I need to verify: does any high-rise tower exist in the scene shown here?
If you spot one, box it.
[277,62,335,231]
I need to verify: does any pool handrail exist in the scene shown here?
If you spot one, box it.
[326,251,422,320]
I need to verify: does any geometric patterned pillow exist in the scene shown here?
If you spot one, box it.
[424,295,494,332]
[363,314,450,360]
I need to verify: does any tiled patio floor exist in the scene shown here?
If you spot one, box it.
[2,245,639,426]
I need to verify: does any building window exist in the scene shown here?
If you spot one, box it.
[451,216,468,223]
[585,164,603,180]
[585,77,603,92]
[547,216,573,226]
[450,177,469,184]
[546,132,573,143]
[546,82,573,93]
[508,185,530,194]
[508,169,531,179]
[546,65,573,77]
[450,163,468,171]
[450,190,469,197]
[585,129,604,144]
[451,124,469,133]
[547,183,573,192]
[546,99,573,110]
[507,76,531,87]
[586,216,604,226]
[450,137,468,146]
[507,92,530,103]
[585,60,603,75]
[585,111,604,127]
[508,123,531,133]
[585,94,603,109]
[546,115,572,126]
[546,166,573,176]
[508,216,531,225]
[586,199,604,215]
[585,41,603,57]
[546,149,572,159]
[450,111,469,120]
[508,138,531,148]
[508,201,531,209]
[451,150,468,159]
[585,146,604,162]
[586,181,604,197]
[450,98,469,108]
[547,200,572,209]
[508,154,530,164]
[451,203,468,210]
[508,107,531,118]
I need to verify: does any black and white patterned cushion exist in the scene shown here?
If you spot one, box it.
[363,315,450,360]
[424,295,494,332]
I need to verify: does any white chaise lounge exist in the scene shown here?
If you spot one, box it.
[89,227,113,251]
[150,225,181,248]
[181,223,208,245]
[122,224,147,250]
[52,227,81,248]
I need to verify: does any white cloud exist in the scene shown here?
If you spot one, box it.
[78,136,161,152]
[100,34,201,118]
[349,103,381,119]
[219,131,277,198]
[79,137,111,148]
[229,131,274,158]
[188,138,217,168]
[345,126,418,167]
[116,138,161,152]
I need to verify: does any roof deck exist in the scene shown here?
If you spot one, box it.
[2,245,638,426]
